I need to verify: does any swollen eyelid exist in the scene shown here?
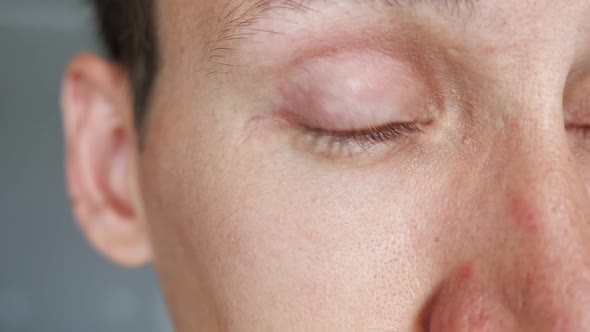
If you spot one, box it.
[278,52,428,131]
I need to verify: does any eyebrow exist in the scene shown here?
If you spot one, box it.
[217,0,478,21]
[207,0,478,70]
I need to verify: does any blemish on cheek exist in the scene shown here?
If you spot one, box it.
[457,261,477,282]
[309,194,318,205]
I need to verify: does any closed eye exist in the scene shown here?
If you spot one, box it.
[298,122,422,157]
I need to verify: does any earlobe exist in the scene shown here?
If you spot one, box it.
[61,54,152,267]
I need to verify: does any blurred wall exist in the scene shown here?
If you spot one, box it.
[0,1,173,331]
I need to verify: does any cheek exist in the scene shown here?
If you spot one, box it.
[193,174,426,328]
[143,130,455,329]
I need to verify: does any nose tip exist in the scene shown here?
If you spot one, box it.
[425,263,590,332]
[426,262,518,332]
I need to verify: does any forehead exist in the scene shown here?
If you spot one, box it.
[156,0,589,33]
[152,0,590,84]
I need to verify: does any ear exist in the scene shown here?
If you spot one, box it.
[60,53,151,267]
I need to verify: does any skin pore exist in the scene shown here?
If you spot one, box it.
[62,0,590,331]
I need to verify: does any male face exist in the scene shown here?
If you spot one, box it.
[61,0,590,330]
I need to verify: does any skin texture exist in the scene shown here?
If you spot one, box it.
[61,0,590,331]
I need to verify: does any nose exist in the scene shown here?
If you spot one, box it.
[426,119,590,331]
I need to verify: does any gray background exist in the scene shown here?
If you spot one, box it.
[0,1,173,331]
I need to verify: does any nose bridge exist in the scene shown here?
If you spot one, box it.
[497,112,588,236]
[483,105,590,330]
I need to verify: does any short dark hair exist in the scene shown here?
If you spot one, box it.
[89,0,158,131]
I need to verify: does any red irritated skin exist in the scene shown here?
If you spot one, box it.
[62,0,590,331]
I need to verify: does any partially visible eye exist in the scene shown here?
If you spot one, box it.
[565,95,590,140]
[277,51,434,159]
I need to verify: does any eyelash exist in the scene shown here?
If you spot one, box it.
[295,122,589,159]
[301,122,422,157]
[567,125,590,139]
